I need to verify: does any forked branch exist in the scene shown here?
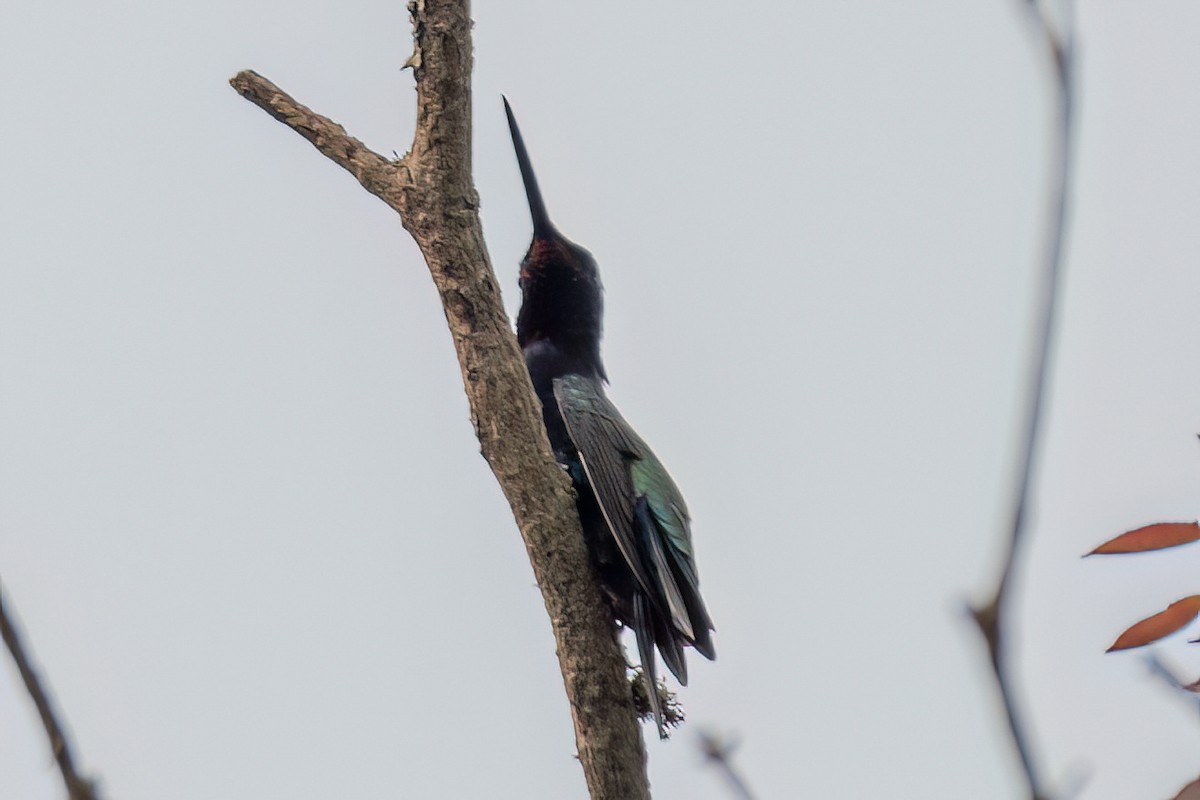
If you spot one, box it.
[970,3,1076,799]
[231,2,649,798]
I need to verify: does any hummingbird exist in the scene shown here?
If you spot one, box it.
[503,98,715,738]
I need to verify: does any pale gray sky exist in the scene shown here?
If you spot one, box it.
[3,2,1200,798]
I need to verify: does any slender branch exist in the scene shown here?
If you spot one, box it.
[1143,654,1200,719]
[970,3,1075,799]
[231,2,650,798]
[698,731,755,800]
[0,580,99,800]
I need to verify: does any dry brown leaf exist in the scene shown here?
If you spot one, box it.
[1087,522,1200,555]
[1108,596,1200,652]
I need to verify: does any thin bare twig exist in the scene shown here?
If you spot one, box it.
[0,580,99,800]
[231,2,650,797]
[1143,653,1200,719]
[970,2,1075,799]
[698,731,755,800]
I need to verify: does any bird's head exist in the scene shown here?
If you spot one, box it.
[504,97,606,378]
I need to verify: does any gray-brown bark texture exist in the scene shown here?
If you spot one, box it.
[230,2,651,798]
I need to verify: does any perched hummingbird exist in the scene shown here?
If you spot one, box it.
[502,98,715,738]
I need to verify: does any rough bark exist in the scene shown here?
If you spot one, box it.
[230,2,651,798]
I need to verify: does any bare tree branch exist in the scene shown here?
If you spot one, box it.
[698,731,755,800]
[231,2,650,798]
[0,580,100,800]
[970,2,1075,799]
[1143,653,1200,719]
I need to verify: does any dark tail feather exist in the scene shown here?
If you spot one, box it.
[637,495,717,662]
[689,622,716,661]
[674,561,716,661]
[636,496,695,641]
[501,96,554,238]
[633,592,667,739]
[654,607,688,685]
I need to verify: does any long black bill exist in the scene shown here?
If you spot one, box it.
[502,96,554,238]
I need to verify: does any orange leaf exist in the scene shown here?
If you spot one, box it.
[1108,596,1200,652]
[1087,522,1200,555]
